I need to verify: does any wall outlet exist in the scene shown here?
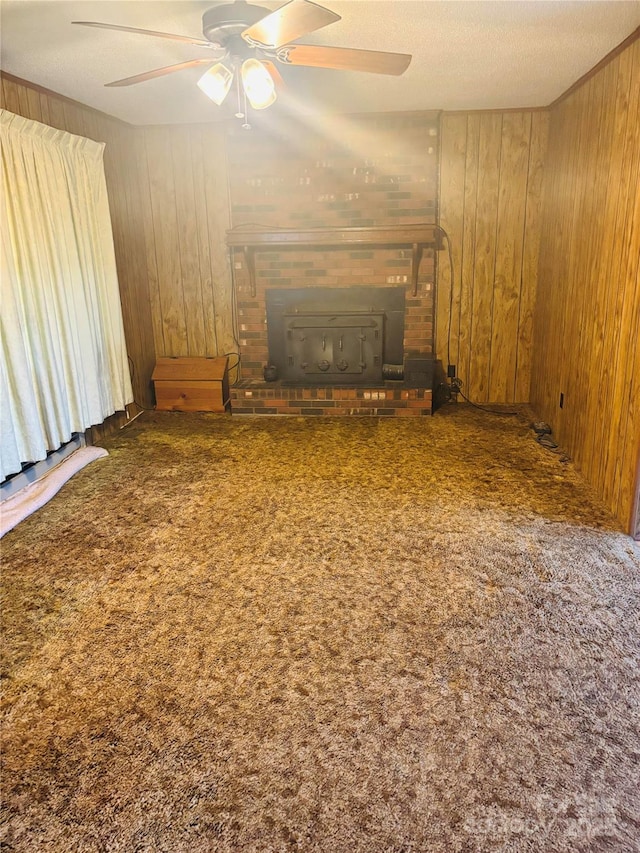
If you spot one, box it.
[447,364,456,378]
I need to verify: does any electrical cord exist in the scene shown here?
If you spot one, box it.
[449,377,520,416]
[430,223,521,416]
[429,224,455,373]
[127,356,155,412]
[225,352,240,371]
[458,389,520,417]
[225,350,241,385]
[528,422,569,459]
[227,245,244,386]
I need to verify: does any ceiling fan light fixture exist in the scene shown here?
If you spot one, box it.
[241,58,277,110]
[197,62,233,105]
[75,0,413,123]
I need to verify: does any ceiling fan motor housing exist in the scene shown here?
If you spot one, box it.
[202,1,269,47]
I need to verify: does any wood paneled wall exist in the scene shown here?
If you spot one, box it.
[0,73,156,407]
[134,125,235,361]
[531,38,640,533]
[438,111,549,403]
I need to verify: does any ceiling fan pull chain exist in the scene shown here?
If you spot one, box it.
[235,68,245,119]
[242,86,251,130]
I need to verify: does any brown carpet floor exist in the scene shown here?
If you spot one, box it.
[1,407,639,852]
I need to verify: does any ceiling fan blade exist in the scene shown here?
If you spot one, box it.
[242,0,340,50]
[73,21,213,47]
[276,44,412,75]
[104,59,215,88]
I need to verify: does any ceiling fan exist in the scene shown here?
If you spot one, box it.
[73,0,412,120]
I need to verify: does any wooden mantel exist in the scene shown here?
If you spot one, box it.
[226,224,438,297]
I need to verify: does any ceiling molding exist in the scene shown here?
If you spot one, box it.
[442,106,549,117]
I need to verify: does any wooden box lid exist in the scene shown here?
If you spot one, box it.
[152,356,228,382]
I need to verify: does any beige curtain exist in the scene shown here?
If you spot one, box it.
[0,110,133,481]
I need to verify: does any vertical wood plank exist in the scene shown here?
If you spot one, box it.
[579,59,625,488]
[469,113,502,402]
[46,94,67,130]
[458,113,480,395]
[437,114,467,373]
[556,79,590,462]
[565,69,612,474]
[143,126,189,357]
[554,83,587,445]
[25,87,42,122]
[530,108,560,416]
[81,107,100,143]
[517,112,548,402]
[16,82,31,117]
[39,93,51,126]
[119,129,157,406]
[170,128,207,356]
[2,78,22,113]
[489,112,531,402]
[62,101,86,137]
[615,267,640,529]
[191,127,221,358]
[135,129,166,360]
[201,125,235,355]
[96,121,155,406]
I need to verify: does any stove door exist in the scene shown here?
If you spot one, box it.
[286,313,384,382]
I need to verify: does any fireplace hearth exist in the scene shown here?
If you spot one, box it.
[266,287,405,385]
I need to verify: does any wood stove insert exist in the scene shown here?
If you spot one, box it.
[266,286,405,384]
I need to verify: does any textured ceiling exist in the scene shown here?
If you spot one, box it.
[1,0,639,125]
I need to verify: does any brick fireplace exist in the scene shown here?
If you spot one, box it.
[225,112,440,415]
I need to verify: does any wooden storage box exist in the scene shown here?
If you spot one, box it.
[152,356,229,412]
